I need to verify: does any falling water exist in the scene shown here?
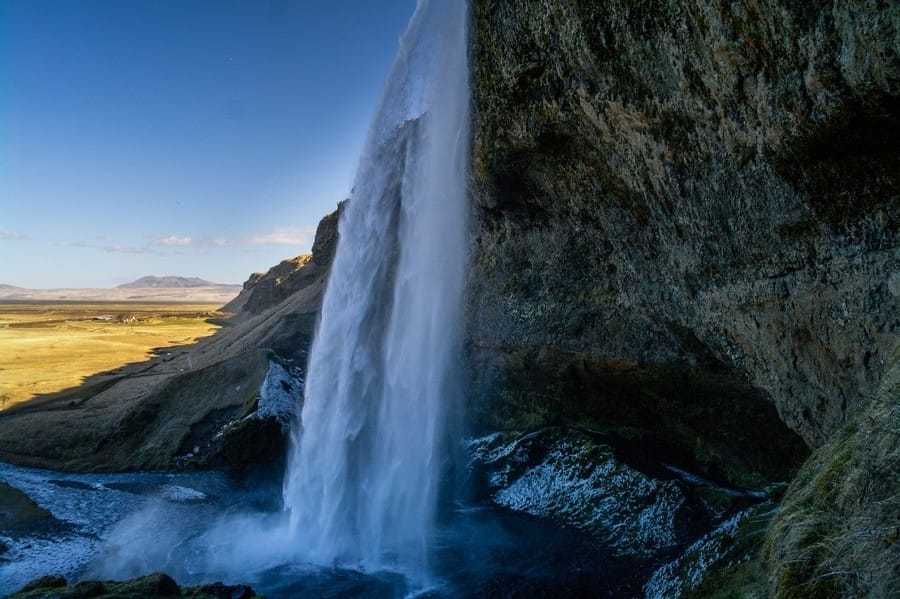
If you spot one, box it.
[281,0,470,578]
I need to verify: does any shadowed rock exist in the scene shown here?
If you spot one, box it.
[8,573,261,599]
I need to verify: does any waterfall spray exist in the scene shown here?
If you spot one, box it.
[282,0,470,578]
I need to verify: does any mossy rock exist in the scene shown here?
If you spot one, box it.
[8,573,262,599]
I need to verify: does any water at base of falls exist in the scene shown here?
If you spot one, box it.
[281,0,470,580]
[0,463,645,598]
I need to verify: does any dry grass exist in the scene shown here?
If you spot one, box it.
[765,343,900,598]
[0,302,222,411]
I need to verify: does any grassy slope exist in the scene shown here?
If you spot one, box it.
[764,343,900,598]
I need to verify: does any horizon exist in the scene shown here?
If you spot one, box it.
[0,0,415,288]
[1,274,244,290]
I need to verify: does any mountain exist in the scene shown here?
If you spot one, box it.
[117,276,234,289]
[0,279,242,303]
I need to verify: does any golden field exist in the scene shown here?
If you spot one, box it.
[0,301,223,411]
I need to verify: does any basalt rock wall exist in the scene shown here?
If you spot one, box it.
[467,0,898,453]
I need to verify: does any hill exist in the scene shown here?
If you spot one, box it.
[117,276,227,289]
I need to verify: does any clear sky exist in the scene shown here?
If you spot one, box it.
[0,0,415,287]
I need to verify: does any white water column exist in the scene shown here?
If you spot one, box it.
[282,0,470,579]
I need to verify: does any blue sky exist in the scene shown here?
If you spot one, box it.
[0,0,415,287]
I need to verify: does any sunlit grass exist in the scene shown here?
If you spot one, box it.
[0,302,222,411]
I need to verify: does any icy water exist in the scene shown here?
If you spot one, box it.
[0,462,644,598]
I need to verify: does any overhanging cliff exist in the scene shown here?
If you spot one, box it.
[467,0,898,595]
[468,0,897,448]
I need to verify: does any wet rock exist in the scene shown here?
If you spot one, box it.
[197,582,256,599]
[0,482,56,533]
[18,575,67,592]
[7,573,261,599]
[178,357,302,476]
[644,503,774,599]
[467,427,754,560]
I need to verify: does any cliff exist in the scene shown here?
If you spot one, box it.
[223,204,343,319]
[468,0,897,596]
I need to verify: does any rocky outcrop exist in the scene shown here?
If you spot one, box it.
[0,482,55,534]
[223,204,343,319]
[7,573,260,599]
[467,428,767,563]
[222,255,315,317]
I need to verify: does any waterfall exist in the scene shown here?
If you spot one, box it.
[281,0,470,578]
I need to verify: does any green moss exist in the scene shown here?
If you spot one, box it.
[8,573,263,599]
[684,558,769,599]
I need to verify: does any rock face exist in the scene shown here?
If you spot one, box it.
[468,0,898,449]
[467,0,897,596]
[222,205,343,319]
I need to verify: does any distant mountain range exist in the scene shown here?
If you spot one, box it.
[117,276,228,289]
[0,277,241,305]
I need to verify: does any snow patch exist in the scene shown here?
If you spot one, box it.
[159,485,207,503]
[643,507,757,599]
[257,360,302,423]
[468,429,686,558]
